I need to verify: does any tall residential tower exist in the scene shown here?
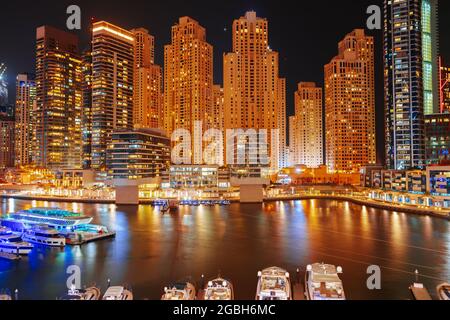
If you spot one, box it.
[384,0,440,169]
[164,17,214,164]
[291,82,323,168]
[34,26,82,169]
[15,73,36,166]
[91,21,134,170]
[223,11,286,170]
[325,29,376,173]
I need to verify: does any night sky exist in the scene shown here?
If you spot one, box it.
[1,0,449,163]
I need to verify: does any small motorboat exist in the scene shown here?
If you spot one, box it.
[255,267,292,300]
[102,286,133,300]
[437,283,450,300]
[204,278,234,300]
[162,282,196,300]
[305,263,346,300]
[60,285,101,300]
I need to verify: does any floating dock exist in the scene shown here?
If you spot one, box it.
[410,283,432,300]
[66,231,116,245]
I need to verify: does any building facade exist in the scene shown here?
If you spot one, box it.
[0,63,7,106]
[223,11,286,170]
[440,58,450,113]
[384,0,439,170]
[91,21,135,170]
[107,128,170,180]
[34,26,83,169]
[0,110,14,169]
[164,17,214,164]
[81,50,93,169]
[15,73,36,166]
[291,82,323,168]
[425,113,450,165]
[324,29,376,173]
[132,28,163,130]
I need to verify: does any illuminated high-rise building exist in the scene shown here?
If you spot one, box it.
[384,0,439,170]
[81,50,93,169]
[224,11,286,170]
[421,0,439,116]
[292,82,323,168]
[15,73,36,166]
[164,17,213,164]
[0,63,7,106]
[440,58,450,114]
[0,109,14,169]
[132,28,163,130]
[325,29,376,173]
[211,85,224,131]
[34,26,83,169]
[91,21,134,170]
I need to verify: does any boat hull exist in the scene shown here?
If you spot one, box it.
[22,234,65,247]
[0,245,32,255]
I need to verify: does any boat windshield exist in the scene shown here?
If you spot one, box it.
[261,276,287,292]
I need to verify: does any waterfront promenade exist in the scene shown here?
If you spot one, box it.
[1,188,449,220]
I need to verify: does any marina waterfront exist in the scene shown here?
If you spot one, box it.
[0,198,449,300]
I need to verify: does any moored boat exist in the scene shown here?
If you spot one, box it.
[204,278,234,300]
[1,207,93,232]
[102,286,133,300]
[437,283,450,300]
[305,263,346,300]
[22,225,66,247]
[162,282,196,300]
[60,285,101,300]
[255,267,292,300]
[0,227,33,255]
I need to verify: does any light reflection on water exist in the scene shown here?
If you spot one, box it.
[0,197,449,300]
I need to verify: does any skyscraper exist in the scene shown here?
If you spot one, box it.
[440,57,450,113]
[211,85,224,131]
[164,17,213,164]
[422,0,439,115]
[0,109,14,169]
[34,26,83,169]
[91,21,134,170]
[132,28,163,130]
[15,73,36,166]
[425,113,450,165]
[384,0,439,170]
[324,29,376,173]
[223,11,286,170]
[292,82,323,168]
[0,63,7,106]
[81,49,93,169]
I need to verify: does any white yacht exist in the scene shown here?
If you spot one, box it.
[305,263,346,300]
[2,207,93,232]
[161,282,196,300]
[102,286,133,300]
[0,228,33,255]
[22,226,66,247]
[255,267,292,300]
[204,278,234,300]
[61,285,101,300]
